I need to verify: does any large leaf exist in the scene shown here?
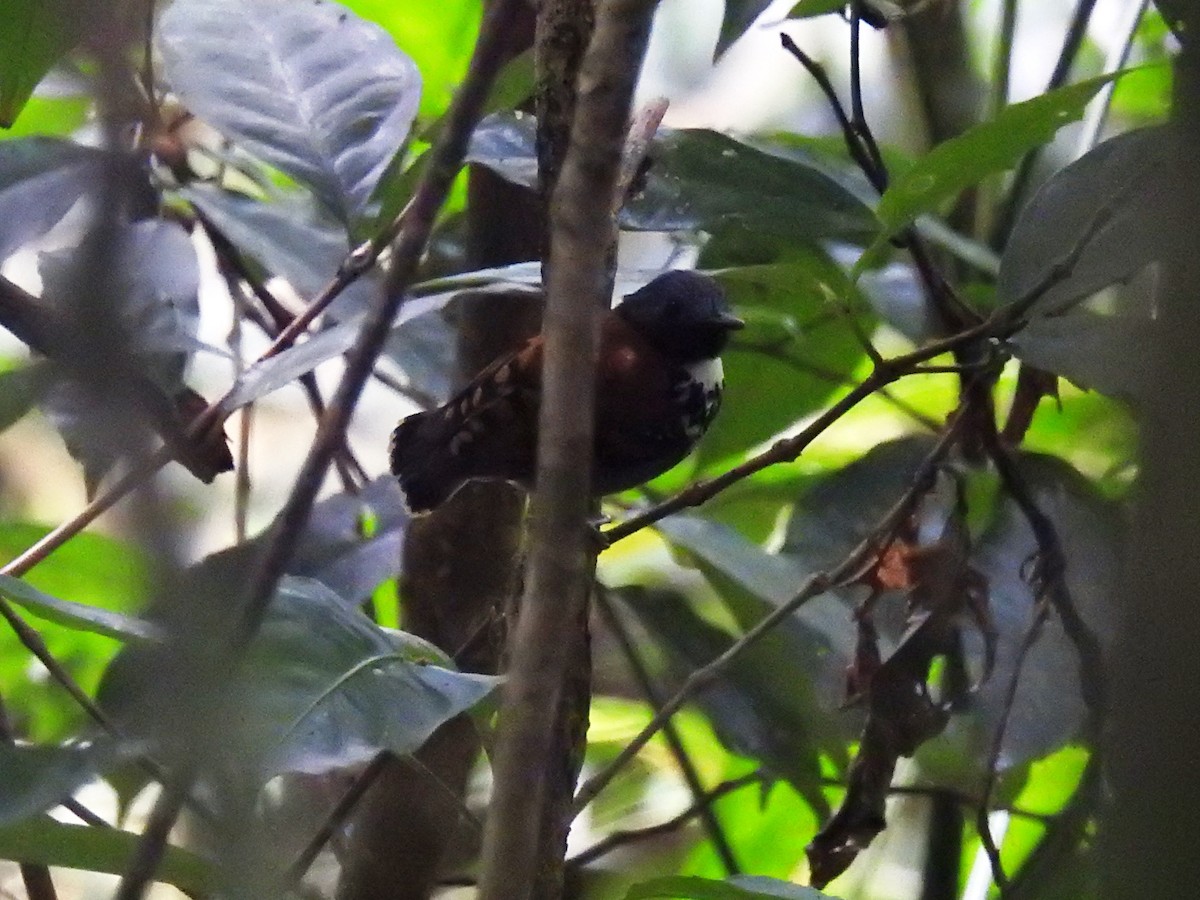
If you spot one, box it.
[238,577,498,777]
[0,138,103,260]
[698,249,874,468]
[0,1,84,127]
[0,818,212,894]
[998,127,1169,313]
[0,741,112,826]
[219,290,456,414]
[998,128,1170,402]
[467,118,878,240]
[37,220,206,485]
[875,72,1131,236]
[100,576,497,780]
[182,183,379,317]
[626,129,878,240]
[159,0,422,225]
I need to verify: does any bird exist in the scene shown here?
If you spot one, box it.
[389,270,743,514]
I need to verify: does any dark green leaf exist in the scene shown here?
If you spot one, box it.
[0,817,212,894]
[0,573,161,643]
[998,127,1169,314]
[998,128,1169,402]
[781,435,938,564]
[626,129,878,240]
[716,2,775,58]
[0,1,84,127]
[0,741,111,826]
[0,361,50,433]
[238,577,499,776]
[626,875,831,900]
[786,0,847,19]
[876,72,1133,235]
[1011,311,1156,402]
[100,575,497,780]
[0,138,103,260]
[620,514,854,807]
[159,0,422,225]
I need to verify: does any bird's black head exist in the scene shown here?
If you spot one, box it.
[615,271,743,362]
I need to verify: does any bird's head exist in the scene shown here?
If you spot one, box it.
[615,270,743,362]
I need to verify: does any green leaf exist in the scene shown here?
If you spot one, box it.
[875,72,1132,236]
[626,130,878,241]
[0,1,84,128]
[0,817,213,894]
[159,0,422,225]
[786,0,847,19]
[626,875,832,900]
[716,2,775,57]
[242,577,499,776]
[0,362,50,433]
[100,576,498,780]
[0,574,161,643]
[0,741,112,826]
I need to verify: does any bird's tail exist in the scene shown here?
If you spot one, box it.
[389,412,465,514]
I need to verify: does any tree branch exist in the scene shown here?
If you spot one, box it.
[476,2,660,898]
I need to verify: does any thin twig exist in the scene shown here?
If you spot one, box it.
[1075,0,1149,156]
[976,594,1050,892]
[992,0,1101,245]
[287,752,391,886]
[114,771,193,900]
[595,588,741,874]
[568,770,766,868]
[575,416,968,816]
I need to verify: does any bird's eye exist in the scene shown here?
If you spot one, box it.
[664,298,682,317]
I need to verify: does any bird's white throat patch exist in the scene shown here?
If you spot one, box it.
[684,357,724,395]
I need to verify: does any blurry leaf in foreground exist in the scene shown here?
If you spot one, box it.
[100,576,496,783]
[0,573,161,643]
[0,137,103,261]
[0,817,212,894]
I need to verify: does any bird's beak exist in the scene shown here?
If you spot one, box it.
[714,311,745,330]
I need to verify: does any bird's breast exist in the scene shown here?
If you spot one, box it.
[674,357,724,439]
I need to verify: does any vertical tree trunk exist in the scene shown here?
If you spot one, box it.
[1101,29,1200,899]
